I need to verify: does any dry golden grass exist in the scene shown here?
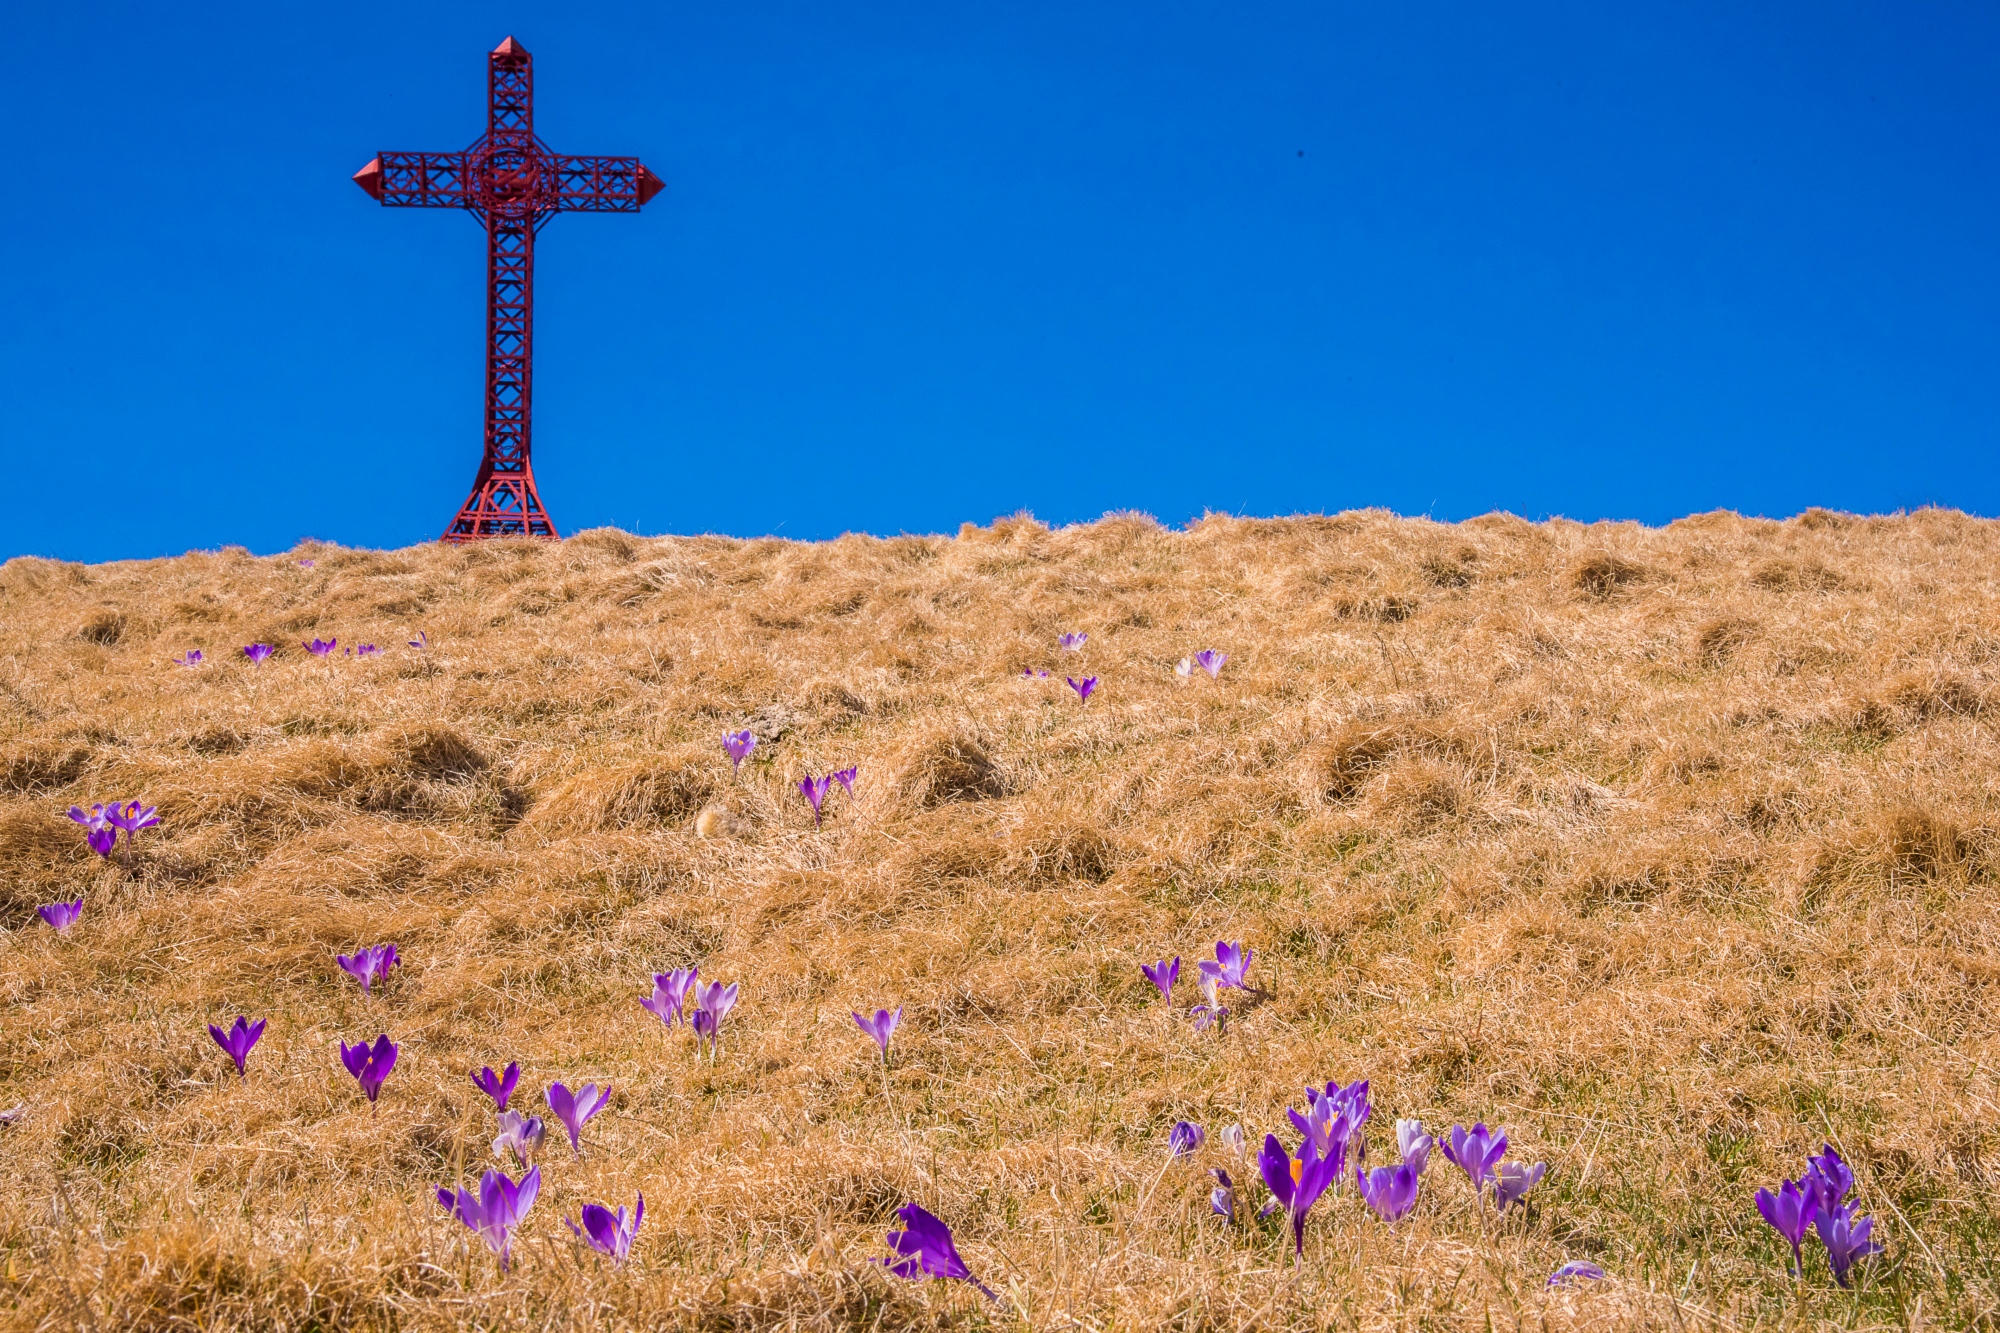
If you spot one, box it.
[2,508,1998,1330]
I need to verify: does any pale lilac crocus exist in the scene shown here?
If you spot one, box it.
[692,980,739,1056]
[472,1062,520,1112]
[1020,667,1049,679]
[354,644,380,657]
[438,1166,539,1270]
[1066,675,1097,703]
[723,729,756,770]
[304,638,337,657]
[1140,956,1179,1001]
[340,1034,398,1104]
[1816,1203,1883,1287]
[38,899,82,931]
[242,643,274,664]
[1168,1121,1205,1158]
[1257,1133,1339,1256]
[1756,1177,1819,1275]
[879,1202,998,1300]
[336,943,399,994]
[1442,1123,1508,1196]
[1357,1163,1421,1224]
[1494,1160,1546,1211]
[1059,632,1087,652]
[568,1194,643,1266]
[853,1006,902,1058]
[798,774,833,825]
[831,765,859,796]
[547,1081,611,1156]
[1210,1168,1237,1221]
[1199,940,1253,991]
[297,559,316,568]
[1195,649,1226,678]
[641,967,698,1028]
[174,649,204,667]
[492,1110,545,1167]
[408,631,428,650]
[1396,1118,1434,1175]
[1189,975,1228,1031]
[1548,1261,1606,1286]
[1174,658,1193,681]
[208,1016,265,1077]
[1220,1124,1247,1160]
[68,803,119,857]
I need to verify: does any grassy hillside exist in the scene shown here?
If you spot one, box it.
[1,509,1996,1330]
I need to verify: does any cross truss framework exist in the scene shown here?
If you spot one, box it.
[354,37,663,541]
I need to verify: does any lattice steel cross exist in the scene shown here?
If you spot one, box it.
[354,36,663,541]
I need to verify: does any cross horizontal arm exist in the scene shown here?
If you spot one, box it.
[553,156,665,211]
[356,152,475,207]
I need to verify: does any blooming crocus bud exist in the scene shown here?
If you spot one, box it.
[336,943,399,995]
[438,1166,539,1271]
[568,1194,643,1266]
[831,766,859,796]
[1220,1124,1247,1160]
[547,1081,612,1157]
[38,899,82,932]
[853,1006,902,1057]
[472,1063,520,1113]
[1756,1177,1819,1274]
[692,980,739,1055]
[1493,1160,1546,1211]
[1257,1133,1337,1255]
[304,638,337,657]
[242,644,273,664]
[174,650,204,667]
[1548,1261,1606,1286]
[1802,1144,1853,1218]
[1195,649,1227,679]
[408,632,428,651]
[1815,1203,1882,1287]
[1210,1168,1237,1221]
[1059,632,1087,652]
[87,826,117,857]
[297,559,315,568]
[1198,940,1252,990]
[340,1034,398,1103]
[1357,1162,1421,1223]
[878,1203,998,1300]
[355,644,380,657]
[1443,1124,1508,1195]
[1066,675,1097,703]
[1396,1118,1433,1175]
[492,1110,546,1166]
[1168,1121,1205,1158]
[208,1016,266,1077]
[723,729,756,770]
[641,968,698,1028]
[798,774,833,825]
[1174,658,1193,681]
[1140,956,1179,1001]
[1190,975,1228,1032]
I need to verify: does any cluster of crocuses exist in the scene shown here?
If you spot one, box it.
[64,799,159,860]
[1756,1145,1881,1287]
[178,632,427,668]
[1142,940,1256,1033]
[1019,631,1098,704]
[717,728,860,828]
[638,966,741,1059]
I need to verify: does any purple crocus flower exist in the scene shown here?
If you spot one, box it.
[1802,1144,1854,1218]
[1396,1118,1434,1175]
[1020,667,1050,679]
[339,1034,398,1103]
[798,774,833,825]
[1140,956,1179,1001]
[297,559,316,568]
[86,825,117,857]
[568,1194,643,1266]
[1066,675,1097,703]
[831,765,859,796]
[1494,1160,1546,1211]
[304,638,337,657]
[174,649,204,667]
[243,643,273,664]
[853,1006,902,1058]
[336,943,399,995]
[38,899,83,932]
[1168,1121,1205,1158]
[1442,1123,1509,1196]
[879,1202,998,1300]
[547,1081,611,1156]
[208,1016,265,1077]
[1257,1133,1339,1255]
[1548,1261,1607,1286]
[1357,1162,1422,1224]
[472,1062,520,1113]
[1199,940,1253,990]
[354,644,380,657]
[641,967,698,1028]
[692,980,739,1056]
[1210,1168,1237,1221]
[723,729,756,770]
[438,1166,539,1270]
[1189,975,1228,1031]
[1289,1093,1344,1163]
[1756,1177,1819,1275]
[409,631,428,650]
[103,800,161,848]
[492,1110,545,1166]
[1195,649,1227,679]
[1058,632,1087,652]
[1815,1203,1883,1287]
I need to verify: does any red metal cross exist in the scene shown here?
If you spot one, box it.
[354,37,664,541]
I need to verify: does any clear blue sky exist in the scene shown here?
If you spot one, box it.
[5,2,1997,560]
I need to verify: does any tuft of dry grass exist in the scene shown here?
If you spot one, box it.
[2,509,1999,1330]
